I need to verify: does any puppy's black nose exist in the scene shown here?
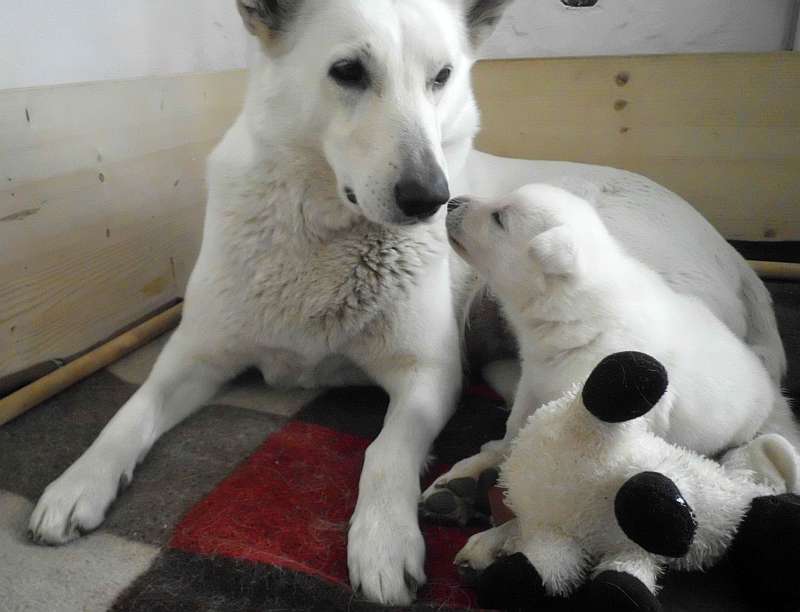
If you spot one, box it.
[395,154,450,220]
[447,197,468,212]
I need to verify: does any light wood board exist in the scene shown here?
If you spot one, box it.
[2,52,798,378]
[473,52,800,242]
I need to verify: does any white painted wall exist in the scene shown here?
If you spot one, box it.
[0,1,248,90]
[483,0,798,59]
[796,6,800,50]
[0,0,797,90]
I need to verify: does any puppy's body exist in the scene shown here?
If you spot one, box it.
[444,184,793,461]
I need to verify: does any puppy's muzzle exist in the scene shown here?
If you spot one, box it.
[447,197,470,213]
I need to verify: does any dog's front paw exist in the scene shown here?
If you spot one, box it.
[348,505,426,605]
[29,461,126,545]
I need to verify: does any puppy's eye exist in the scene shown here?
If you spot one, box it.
[492,211,505,229]
[433,66,453,90]
[329,59,368,89]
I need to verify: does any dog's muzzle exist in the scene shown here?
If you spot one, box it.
[394,151,450,221]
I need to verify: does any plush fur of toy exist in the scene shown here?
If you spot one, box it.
[461,351,800,611]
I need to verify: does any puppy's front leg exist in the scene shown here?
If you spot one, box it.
[347,356,461,605]
[420,374,541,524]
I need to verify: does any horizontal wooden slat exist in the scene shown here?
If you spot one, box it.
[2,53,798,378]
[473,52,800,241]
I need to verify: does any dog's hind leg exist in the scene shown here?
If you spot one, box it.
[28,322,245,544]
[482,358,520,406]
[759,396,800,458]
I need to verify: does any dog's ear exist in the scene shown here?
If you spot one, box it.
[237,0,298,37]
[463,0,514,48]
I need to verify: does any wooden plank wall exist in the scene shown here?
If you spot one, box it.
[1,52,798,378]
[0,72,247,378]
[473,52,800,242]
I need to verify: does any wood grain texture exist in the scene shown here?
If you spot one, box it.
[0,71,246,377]
[472,52,800,241]
[2,53,797,378]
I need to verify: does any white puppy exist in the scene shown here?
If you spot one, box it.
[428,184,795,521]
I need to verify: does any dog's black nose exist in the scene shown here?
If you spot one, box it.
[395,158,450,220]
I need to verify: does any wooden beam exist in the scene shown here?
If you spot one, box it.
[0,304,182,427]
[473,52,800,242]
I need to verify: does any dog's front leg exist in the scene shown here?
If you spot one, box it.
[347,354,462,605]
[28,323,245,544]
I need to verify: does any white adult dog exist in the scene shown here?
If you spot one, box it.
[29,0,788,605]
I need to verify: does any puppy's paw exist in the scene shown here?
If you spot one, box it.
[528,225,579,276]
[29,462,126,545]
[420,461,499,526]
[348,505,425,605]
[455,519,520,582]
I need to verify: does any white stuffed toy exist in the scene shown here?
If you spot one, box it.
[459,351,800,611]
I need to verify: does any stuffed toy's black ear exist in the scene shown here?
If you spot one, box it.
[582,351,668,423]
[728,493,800,610]
[615,471,696,558]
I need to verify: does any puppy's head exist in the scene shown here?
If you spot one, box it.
[446,184,604,299]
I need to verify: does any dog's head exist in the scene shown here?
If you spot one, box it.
[237,0,513,226]
[445,184,605,300]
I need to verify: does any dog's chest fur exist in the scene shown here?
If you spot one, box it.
[203,154,447,363]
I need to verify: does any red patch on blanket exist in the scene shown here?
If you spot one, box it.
[170,421,480,608]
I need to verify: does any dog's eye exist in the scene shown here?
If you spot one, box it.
[329,59,368,89]
[433,66,453,90]
[492,211,505,229]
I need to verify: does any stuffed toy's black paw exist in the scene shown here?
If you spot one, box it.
[580,571,661,612]
[477,552,546,610]
[728,493,800,610]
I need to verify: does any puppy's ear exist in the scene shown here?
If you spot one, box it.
[237,0,299,37]
[528,226,578,276]
[463,0,514,48]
